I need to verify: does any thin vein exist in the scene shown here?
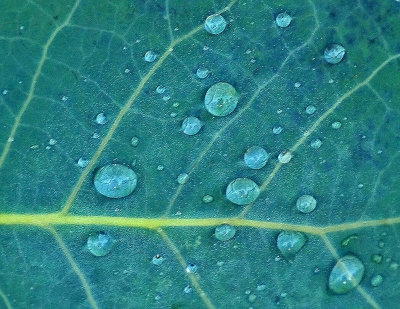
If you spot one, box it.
[0,0,82,168]
[0,286,12,309]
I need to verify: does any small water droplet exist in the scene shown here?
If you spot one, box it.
[92,132,100,139]
[170,112,177,118]
[371,254,382,264]
[328,255,365,294]
[272,126,283,134]
[196,66,210,79]
[95,113,107,125]
[226,178,260,205]
[276,231,307,260]
[278,151,292,164]
[331,121,342,129]
[48,139,57,146]
[294,82,301,88]
[183,285,192,294]
[87,231,113,257]
[185,263,198,273]
[152,254,165,265]
[275,12,292,28]
[94,164,137,198]
[305,105,316,115]
[177,173,189,184]
[144,50,157,62]
[310,139,322,149]
[157,165,164,171]
[389,262,399,270]
[248,294,257,303]
[156,85,166,94]
[204,82,239,117]
[214,224,236,241]
[244,146,269,169]
[2,89,9,95]
[378,240,385,248]
[162,95,170,102]
[77,157,89,168]
[324,44,346,64]
[296,194,317,213]
[370,274,383,287]
[204,14,227,35]
[256,284,266,291]
[181,116,202,135]
[130,136,139,147]
[202,194,214,203]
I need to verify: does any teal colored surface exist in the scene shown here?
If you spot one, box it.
[0,0,400,308]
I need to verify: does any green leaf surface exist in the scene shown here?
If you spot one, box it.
[1,0,400,308]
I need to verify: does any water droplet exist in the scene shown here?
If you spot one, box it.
[77,157,89,168]
[92,132,100,139]
[310,139,322,149]
[177,173,189,184]
[305,105,316,115]
[275,12,292,28]
[272,126,283,134]
[324,44,346,64]
[204,14,227,35]
[157,165,164,171]
[185,263,198,273]
[390,262,399,270]
[202,194,214,203]
[156,85,166,94]
[328,255,365,294]
[131,136,139,147]
[95,113,107,125]
[296,194,317,213]
[371,254,382,264]
[204,82,239,117]
[256,284,266,291]
[87,231,113,257]
[278,151,292,164]
[183,286,192,294]
[214,224,236,241]
[370,274,383,287]
[276,231,307,260]
[196,66,210,79]
[181,116,202,135]
[144,50,157,62]
[94,164,137,198]
[244,146,270,169]
[48,138,57,146]
[226,178,260,205]
[378,240,385,248]
[162,95,170,102]
[294,82,301,88]
[170,112,177,118]
[248,294,257,303]
[152,254,165,265]
[331,121,342,129]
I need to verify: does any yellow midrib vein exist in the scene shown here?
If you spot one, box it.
[1,213,400,234]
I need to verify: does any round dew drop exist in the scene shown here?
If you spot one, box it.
[244,146,270,169]
[204,82,239,117]
[310,139,322,149]
[324,44,346,64]
[296,194,317,213]
[87,231,113,257]
[185,263,198,273]
[95,112,107,125]
[305,105,316,115]
[204,14,227,35]
[328,255,365,294]
[331,121,342,129]
[177,173,189,184]
[130,136,139,147]
[152,254,165,266]
[278,151,292,164]
[181,116,202,135]
[226,178,260,205]
[275,12,292,28]
[144,50,157,62]
[94,164,137,198]
[196,66,210,79]
[214,224,236,241]
[202,194,214,203]
[370,274,383,287]
[276,231,307,260]
[273,126,283,135]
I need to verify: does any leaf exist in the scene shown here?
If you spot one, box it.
[0,0,399,308]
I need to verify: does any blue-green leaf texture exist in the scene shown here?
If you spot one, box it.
[0,0,399,308]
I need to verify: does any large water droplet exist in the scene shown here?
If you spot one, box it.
[244,146,270,169]
[276,231,307,260]
[214,224,236,241]
[226,178,260,205]
[324,44,346,64]
[181,116,202,135]
[94,164,137,198]
[328,255,365,294]
[144,50,157,62]
[275,12,292,28]
[87,231,113,257]
[204,82,239,117]
[204,14,227,35]
[296,194,317,213]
